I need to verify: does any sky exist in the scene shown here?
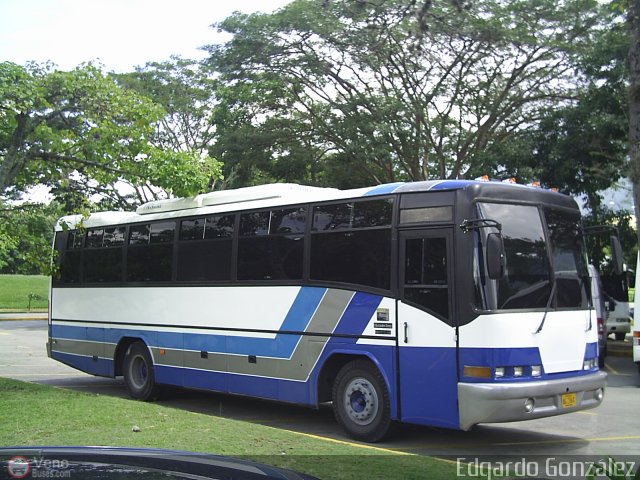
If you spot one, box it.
[0,0,292,73]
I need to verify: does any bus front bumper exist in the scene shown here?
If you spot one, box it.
[458,371,607,431]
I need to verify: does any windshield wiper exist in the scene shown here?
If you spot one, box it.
[534,278,557,334]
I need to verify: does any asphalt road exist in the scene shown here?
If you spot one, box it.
[1,319,639,470]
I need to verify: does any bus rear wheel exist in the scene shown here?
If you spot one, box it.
[332,360,391,443]
[123,342,159,401]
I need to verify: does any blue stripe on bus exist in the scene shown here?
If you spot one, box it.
[362,183,404,196]
[156,364,314,406]
[428,180,478,190]
[459,347,542,368]
[52,286,327,359]
[585,341,598,359]
[331,291,382,339]
[459,344,600,382]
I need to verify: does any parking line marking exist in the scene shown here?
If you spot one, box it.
[275,430,478,466]
[604,363,621,375]
[281,430,415,456]
[276,429,464,466]
[576,411,598,415]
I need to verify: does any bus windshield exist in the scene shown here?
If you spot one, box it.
[474,203,589,311]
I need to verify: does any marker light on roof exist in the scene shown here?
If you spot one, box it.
[528,181,541,188]
[502,178,517,184]
[475,175,490,182]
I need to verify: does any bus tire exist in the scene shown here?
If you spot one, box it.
[332,359,391,443]
[614,332,626,341]
[123,342,159,401]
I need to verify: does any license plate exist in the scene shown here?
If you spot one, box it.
[561,393,577,408]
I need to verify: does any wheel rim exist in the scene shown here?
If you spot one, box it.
[129,354,149,390]
[343,377,378,426]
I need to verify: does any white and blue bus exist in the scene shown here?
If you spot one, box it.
[48,180,607,442]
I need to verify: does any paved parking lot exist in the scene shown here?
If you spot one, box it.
[1,319,639,465]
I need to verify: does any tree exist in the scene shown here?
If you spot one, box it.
[0,62,222,209]
[207,0,604,187]
[629,0,640,246]
[469,12,629,208]
[0,201,62,274]
[115,57,218,156]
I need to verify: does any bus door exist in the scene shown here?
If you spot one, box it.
[397,228,460,429]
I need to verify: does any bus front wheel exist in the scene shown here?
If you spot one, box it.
[332,360,391,443]
[123,342,159,401]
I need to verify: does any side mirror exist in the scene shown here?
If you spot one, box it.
[610,235,624,276]
[486,233,505,279]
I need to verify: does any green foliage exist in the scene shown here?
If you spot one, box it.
[207,0,609,188]
[584,207,637,271]
[0,62,222,210]
[517,8,627,206]
[115,57,218,154]
[0,201,61,275]
[140,150,223,198]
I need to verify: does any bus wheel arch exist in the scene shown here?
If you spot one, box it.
[114,337,145,377]
[316,353,388,403]
[329,358,392,442]
[119,339,159,401]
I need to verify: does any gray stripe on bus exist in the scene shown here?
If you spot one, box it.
[51,338,116,359]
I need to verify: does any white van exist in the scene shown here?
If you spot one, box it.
[588,265,608,367]
[599,269,631,340]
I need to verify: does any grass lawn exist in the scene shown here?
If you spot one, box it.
[0,378,460,479]
[0,274,48,311]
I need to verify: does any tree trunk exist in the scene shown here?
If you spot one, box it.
[0,114,30,192]
[630,0,640,246]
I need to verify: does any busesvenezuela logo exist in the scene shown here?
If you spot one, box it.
[7,456,30,479]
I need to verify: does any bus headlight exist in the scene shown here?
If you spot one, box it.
[531,365,542,377]
[494,367,505,378]
[513,366,523,377]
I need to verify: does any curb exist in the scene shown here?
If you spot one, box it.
[0,316,47,322]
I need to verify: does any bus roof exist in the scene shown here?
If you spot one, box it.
[55,180,568,230]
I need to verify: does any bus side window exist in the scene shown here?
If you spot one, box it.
[60,230,82,284]
[127,222,175,282]
[177,215,234,282]
[84,227,125,283]
[237,209,305,281]
[404,237,449,319]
